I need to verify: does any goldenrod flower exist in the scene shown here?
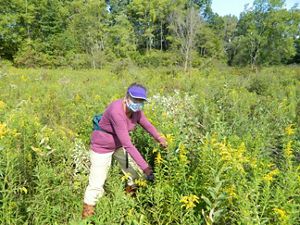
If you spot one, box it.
[121,172,131,182]
[284,141,293,158]
[19,187,28,194]
[21,75,28,81]
[285,124,295,136]
[273,208,288,221]
[94,95,101,101]
[225,185,237,201]
[0,123,7,138]
[165,134,174,145]
[135,179,147,187]
[75,94,81,102]
[155,152,163,164]
[263,168,280,182]
[152,148,158,153]
[237,142,246,154]
[219,142,231,161]
[178,143,188,163]
[127,208,134,217]
[218,141,249,172]
[210,133,218,146]
[180,194,199,209]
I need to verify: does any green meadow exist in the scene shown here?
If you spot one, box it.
[0,65,299,224]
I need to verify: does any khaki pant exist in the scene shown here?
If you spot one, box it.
[83,148,142,205]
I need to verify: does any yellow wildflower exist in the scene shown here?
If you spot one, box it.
[0,100,6,110]
[127,208,134,217]
[0,123,7,138]
[178,143,188,163]
[273,208,288,221]
[155,152,163,164]
[219,141,231,161]
[210,133,218,146]
[75,94,81,102]
[218,141,249,172]
[180,194,199,209]
[19,187,28,194]
[225,185,237,201]
[164,134,174,145]
[121,172,131,182]
[152,148,158,153]
[263,168,280,182]
[135,179,147,187]
[94,95,101,101]
[285,124,295,136]
[237,142,246,154]
[284,141,293,158]
[21,75,28,81]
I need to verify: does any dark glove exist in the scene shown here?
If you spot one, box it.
[146,173,155,182]
[144,167,155,182]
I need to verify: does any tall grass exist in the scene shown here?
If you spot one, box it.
[0,64,299,224]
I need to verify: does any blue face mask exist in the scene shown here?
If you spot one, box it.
[126,99,144,112]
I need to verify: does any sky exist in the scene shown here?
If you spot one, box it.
[211,0,300,17]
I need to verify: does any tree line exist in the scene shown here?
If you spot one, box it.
[0,0,299,70]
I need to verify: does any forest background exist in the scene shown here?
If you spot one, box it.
[0,0,300,70]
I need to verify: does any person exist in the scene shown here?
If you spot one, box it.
[82,83,167,219]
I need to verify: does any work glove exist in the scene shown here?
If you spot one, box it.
[146,173,155,182]
[143,167,155,182]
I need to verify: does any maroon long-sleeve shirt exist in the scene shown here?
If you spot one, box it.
[90,99,161,170]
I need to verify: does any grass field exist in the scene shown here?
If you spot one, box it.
[0,64,299,224]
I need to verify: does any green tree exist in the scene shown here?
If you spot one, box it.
[107,14,136,58]
[196,13,236,61]
[67,0,109,68]
[126,0,158,52]
[288,7,300,64]
[30,0,69,41]
[0,0,35,60]
[195,23,224,60]
[169,5,201,71]
[231,0,299,67]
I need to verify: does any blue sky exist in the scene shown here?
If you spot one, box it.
[211,0,299,17]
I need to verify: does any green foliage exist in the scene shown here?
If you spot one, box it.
[0,65,299,224]
[231,0,300,67]
[1,0,299,68]
[108,14,137,58]
[134,50,180,67]
[0,0,33,59]
[14,39,54,68]
[195,24,225,59]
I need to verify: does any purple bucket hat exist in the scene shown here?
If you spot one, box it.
[128,85,148,101]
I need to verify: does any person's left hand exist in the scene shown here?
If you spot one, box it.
[146,173,155,182]
[143,167,155,182]
[158,136,168,149]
